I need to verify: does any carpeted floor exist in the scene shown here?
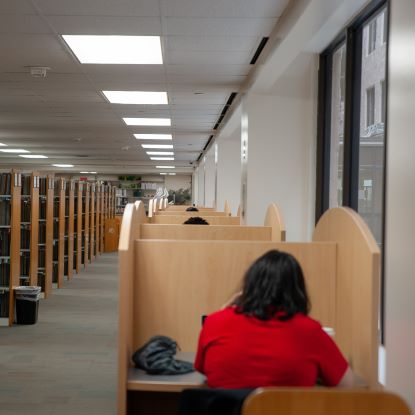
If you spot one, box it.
[0,252,118,415]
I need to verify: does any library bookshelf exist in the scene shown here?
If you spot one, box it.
[0,171,116,327]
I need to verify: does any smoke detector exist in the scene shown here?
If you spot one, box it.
[30,66,51,78]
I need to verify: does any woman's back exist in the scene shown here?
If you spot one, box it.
[195,307,347,389]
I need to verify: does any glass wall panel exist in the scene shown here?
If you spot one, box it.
[329,43,346,208]
[358,7,387,244]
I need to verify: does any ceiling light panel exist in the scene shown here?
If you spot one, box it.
[62,35,163,64]
[134,134,172,140]
[150,157,175,161]
[146,152,174,155]
[156,166,175,169]
[19,155,48,159]
[53,164,74,168]
[141,144,173,149]
[0,149,30,153]
[0,143,6,146]
[123,118,171,126]
[102,91,168,105]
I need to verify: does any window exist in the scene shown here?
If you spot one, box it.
[329,44,346,207]
[316,0,388,342]
[366,87,375,127]
[368,19,377,54]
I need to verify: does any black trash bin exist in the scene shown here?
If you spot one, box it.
[14,286,41,325]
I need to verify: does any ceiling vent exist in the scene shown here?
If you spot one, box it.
[29,66,51,78]
[250,37,269,64]
[213,92,237,130]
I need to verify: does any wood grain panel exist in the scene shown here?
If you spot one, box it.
[155,211,227,216]
[140,224,271,241]
[118,202,146,415]
[151,215,241,225]
[166,206,214,211]
[132,240,336,352]
[242,389,411,415]
[264,203,286,242]
[313,207,380,387]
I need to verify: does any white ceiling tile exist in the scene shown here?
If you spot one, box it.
[46,16,162,35]
[165,35,260,52]
[0,0,36,14]
[166,64,250,76]
[162,17,277,37]
[166,50,251,65]
[36,0,160,17]
[0,35,81,73]
[160,0,289,18]
[0,15,51,34]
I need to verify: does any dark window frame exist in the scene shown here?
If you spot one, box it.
[315,0,389,343]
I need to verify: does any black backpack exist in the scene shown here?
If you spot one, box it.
[132,335,195,375]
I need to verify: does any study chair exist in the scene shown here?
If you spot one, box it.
[241,388,411,415]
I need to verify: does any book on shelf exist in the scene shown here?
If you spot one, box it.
[0,173,11,195]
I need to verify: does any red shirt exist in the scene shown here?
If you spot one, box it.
[194,307,347,388]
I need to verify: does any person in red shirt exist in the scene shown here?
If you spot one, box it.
[194,250,353,389]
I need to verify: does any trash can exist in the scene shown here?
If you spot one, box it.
[14,286,41,325]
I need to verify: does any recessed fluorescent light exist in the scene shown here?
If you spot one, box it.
[0,143,6,146]
[19,155,48,159]
[53,164,74,168]
[62,35,163,64]
[169,173,176,175]
[123,117,171,126]
[156,166,175,169]
[0,149,30,153]
[102,91,168,105]
[146,151,174,156]
[134,134,172,140]
[160,173,167,175]
[150,157,174,161]
[80,171,89,174]
[141,144,173,149]
[90,171,97,174]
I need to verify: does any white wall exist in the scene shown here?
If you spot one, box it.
[216,128,241,216]
[164,175,191,192]
[244,53,317,241]
[384,0,415,410]
[204,147,216,208]
[197,163,205,206]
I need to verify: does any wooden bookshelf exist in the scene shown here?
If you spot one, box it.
[29,172,39,286]
[89,183,95,262]
[58,178,65,288]
[8,171,20,325]
[84,183,90,268]
[96,184,101,256]
[100,184,105,253]
[67,180,74,280]
[44,176,54,297]
[77,182,83,271]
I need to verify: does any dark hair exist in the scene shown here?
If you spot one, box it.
[235,250,310,321]
[183,216,209,225]
[186,207,199,212]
